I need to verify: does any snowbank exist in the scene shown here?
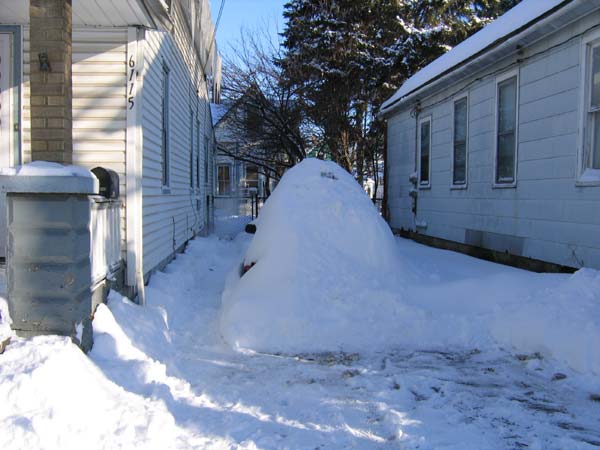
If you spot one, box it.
[491,268,600,375]
[220,158,415,353]
[0,334,195,450]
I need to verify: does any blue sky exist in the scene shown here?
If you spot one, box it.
[209,0,286,59]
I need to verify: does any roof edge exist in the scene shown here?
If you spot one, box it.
[379,0,576,118]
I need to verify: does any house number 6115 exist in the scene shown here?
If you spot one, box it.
[128,55,136,110]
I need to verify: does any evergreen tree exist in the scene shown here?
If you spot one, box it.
[280,0,520,188]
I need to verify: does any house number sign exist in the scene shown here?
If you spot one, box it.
[128,55,136,110]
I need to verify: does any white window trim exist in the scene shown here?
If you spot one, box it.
[451,93,469,190]
[493,68,519,189]
[577,28,600,186]
[418,115,432,189]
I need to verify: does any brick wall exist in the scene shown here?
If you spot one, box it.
[29,0,72,163]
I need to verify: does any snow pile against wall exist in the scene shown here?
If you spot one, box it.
[0,296,12,344]
[220,158,416,353]
[491,268,600,375]
[0,333,197,450]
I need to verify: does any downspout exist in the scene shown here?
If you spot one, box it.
[126,26,146,305]
[135,28,147,305]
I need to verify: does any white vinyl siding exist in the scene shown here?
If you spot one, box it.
[494,71,519,186]
[141,29,212,276]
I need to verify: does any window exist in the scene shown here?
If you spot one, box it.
[452,96,468,186]
[189,109,194,188]
[204,136,209,182]
[495,71,518,185]
[581,35,600,181]
[418,116,432,187]
[161,64,170,187]
[196,120,201,188]
[217,164,231,195]
[245,164,259,190]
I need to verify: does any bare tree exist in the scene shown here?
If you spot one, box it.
[218,28,310,181]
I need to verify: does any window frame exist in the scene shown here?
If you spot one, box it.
[204,135,210,183]
[244,163,259,190]
[578,29,600,186]
[451,93,469,189]
[161,63,171,190]
[493,69,519,188]
[196,119,201,189]
[189,108,194,189]
[217,163,232,196]
[417,115,432,189]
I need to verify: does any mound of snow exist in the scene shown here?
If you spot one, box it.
[0,334,196,450]
[220,158,415,353]
[491,268,600,375]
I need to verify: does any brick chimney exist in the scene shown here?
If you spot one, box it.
[29,0,73,163]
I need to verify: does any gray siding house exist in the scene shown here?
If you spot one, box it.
[381,0,600,270]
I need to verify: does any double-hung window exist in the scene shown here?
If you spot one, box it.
[189,109,194,188]
[245,164,259,190]
[196,120,201,188]
[204,136,209,182]
[452,96,468,187]
[418,116,432,187]
[161,64,170,188]
[495,71,519,186]
[581,34,600,181]
[217,164,231,195]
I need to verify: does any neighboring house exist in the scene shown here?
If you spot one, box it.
[0,0,220,298]
[381,0,600,270]
[211,102,274,217]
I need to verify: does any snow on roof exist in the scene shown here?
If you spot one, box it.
[381,0,568,113]
[210,103,230,127]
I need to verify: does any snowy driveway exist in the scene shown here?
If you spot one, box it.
[1,220,600,449]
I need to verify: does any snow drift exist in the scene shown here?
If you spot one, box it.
[220,158,415,353]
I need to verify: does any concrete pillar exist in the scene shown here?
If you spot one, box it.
[1,174,98,351]
[29,0,73,163]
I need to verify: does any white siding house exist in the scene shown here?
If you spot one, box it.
[211,103,275,217]
[381,0,600,270]
[0,0,220,298]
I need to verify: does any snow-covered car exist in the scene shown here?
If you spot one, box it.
[220,158,412,354]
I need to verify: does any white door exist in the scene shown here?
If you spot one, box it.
[0,33,13,258]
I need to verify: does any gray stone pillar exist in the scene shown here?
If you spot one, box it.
[1,174,97,351]
[29,0,73,163]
